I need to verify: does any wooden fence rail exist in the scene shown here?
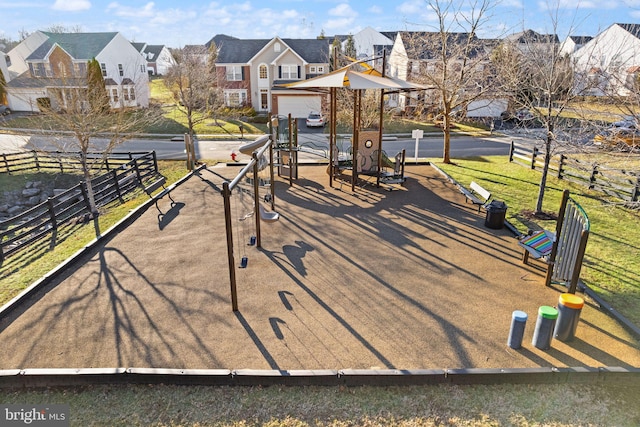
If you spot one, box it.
[509,141,640,203]
[0,150,152,174]
[0,151,163,265]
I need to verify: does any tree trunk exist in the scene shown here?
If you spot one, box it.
[80,153,99,216]
[442,115,452,164]
[535,130,553,214]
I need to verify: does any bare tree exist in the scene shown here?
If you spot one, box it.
[164,44,221,138]
[492,7,604,214]
[402,0,497,163]
[21,61,161,217]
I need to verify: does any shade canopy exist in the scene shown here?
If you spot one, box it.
[280,66,426,91]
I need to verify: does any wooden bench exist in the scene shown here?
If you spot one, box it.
[461,181,491,212]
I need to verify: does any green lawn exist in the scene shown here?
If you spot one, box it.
[432,156,640,326]
[0,383,638,426]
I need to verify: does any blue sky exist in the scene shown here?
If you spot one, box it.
[1,0,639,48]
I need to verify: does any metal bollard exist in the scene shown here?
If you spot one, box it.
[532,306,558,350]
[507,310,528,349]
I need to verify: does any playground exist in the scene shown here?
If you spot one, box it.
[0,161,638,372]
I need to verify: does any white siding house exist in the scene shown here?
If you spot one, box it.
[573,24,640,97]
[5,31,149,112]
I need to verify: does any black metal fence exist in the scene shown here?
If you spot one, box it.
[0,151,164,265]
[509,141,640,203]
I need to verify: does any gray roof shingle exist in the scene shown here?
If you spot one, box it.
[216,38,330,64]
[27,32,119,61]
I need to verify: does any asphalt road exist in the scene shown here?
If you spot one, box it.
[0,132,513,162]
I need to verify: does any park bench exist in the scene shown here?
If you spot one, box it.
[461,181,492,212]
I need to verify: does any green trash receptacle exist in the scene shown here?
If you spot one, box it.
[485,200,507,229]
[554,293,584,341]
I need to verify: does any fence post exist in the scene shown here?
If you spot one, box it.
[112,169,124,203]
[33,150,40,171]
[589,164,598,189]
[2,153,8,174]
[152,151,159,173]
[557,154,565,179]
[508,141,514,162]
[531,147,538,170]
[46,197,58,249]
[632,174,640,202]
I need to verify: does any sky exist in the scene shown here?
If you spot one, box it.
[1,0,639,48]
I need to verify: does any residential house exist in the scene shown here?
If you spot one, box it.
[133,42,176,75]
[0,51,9,104]
[5,31,149,112]
[388,31,496,116]
[572,23,640,97]
[214,36,331,118]
[559,35,593,56]
[333,27,396,65]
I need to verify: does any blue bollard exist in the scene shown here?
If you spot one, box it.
[507,310,528,349]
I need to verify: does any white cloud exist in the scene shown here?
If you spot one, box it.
[52,0,90,12]
[329,3,357,17]
[368,5,383,14]
[106,2,155,18]
[397,0,423,15]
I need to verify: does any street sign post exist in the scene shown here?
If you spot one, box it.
[411,129,423,163]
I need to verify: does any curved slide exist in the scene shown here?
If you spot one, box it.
[238,134,270,155]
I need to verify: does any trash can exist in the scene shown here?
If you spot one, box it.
[532,306,558,350]
[485,200,507,229]
[554,293,584,342]
[507,310,528,349]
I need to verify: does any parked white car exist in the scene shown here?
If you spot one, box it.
[305,112,326,128]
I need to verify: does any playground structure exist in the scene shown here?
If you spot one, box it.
[268,113,407,190]
[280,56,423,190]
[518,190,590,293]
[222,134,279,311]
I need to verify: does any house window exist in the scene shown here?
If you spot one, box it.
[224,89,247,107]
[4,55,10,67]
[130,88,136,101]
[101,63,107,77]
[310,66,316,73]
[280,64,298,79]
[140,65,145,73]
[260,89,268,110]
[274,42,281,52]
[30,63,46,77]
[259,64,268,79]
[111,88,119,103]
[226,66,243,81]
[317,66,324,73]
[118,64,124,77]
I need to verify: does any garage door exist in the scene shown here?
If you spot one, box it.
[277,95,321,119]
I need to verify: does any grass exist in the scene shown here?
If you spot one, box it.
[431,156,640,326]
[0,383,638,426]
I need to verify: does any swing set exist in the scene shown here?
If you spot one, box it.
[221,135,279,311]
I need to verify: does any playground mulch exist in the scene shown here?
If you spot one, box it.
[1,164,638,371]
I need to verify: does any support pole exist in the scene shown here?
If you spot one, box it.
[253,152,262,248]
[222,181,238,311]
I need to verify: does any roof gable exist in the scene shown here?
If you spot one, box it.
[27,32,119,61]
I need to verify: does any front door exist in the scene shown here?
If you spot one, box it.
[260,90,269,111]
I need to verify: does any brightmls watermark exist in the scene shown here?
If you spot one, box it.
[1,405,69,426]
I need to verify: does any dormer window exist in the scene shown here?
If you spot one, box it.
[274,42,281,53]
